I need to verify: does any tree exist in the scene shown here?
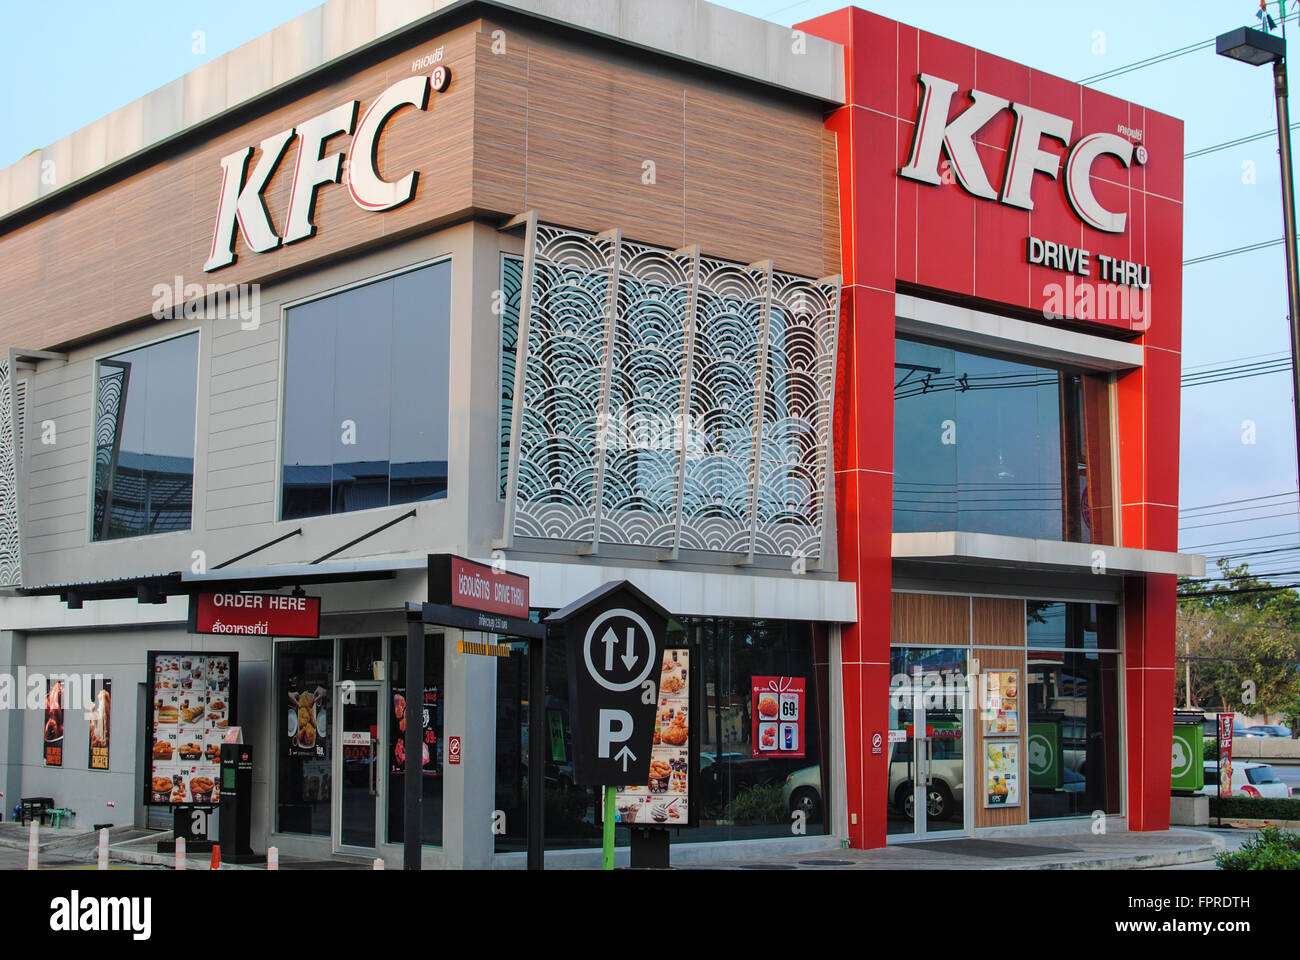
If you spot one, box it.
[1177,561,1300,718]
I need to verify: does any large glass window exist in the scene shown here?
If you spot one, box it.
[893,338,1113,543]
[493,616,828,852]
[282,261,451,520]
[92,333,198,540]
[1027,603,1122,820]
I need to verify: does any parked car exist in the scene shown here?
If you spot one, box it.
[1197,760,1293,799]
[1247,725,1292,738]
[1201,716,1252,739]
[782,765,823,822]
[887,732,964,821]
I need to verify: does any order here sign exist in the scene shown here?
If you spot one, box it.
[188,592,321,637]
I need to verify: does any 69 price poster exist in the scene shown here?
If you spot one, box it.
[751,676,805,758]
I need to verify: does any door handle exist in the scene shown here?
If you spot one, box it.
[369,739,378,797]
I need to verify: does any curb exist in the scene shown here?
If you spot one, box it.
[0,824,137,853]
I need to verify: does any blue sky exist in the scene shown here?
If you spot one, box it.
[1,0,1296,579]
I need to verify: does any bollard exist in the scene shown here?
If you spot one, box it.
[373,858,384,870]
[27,820,38,870]
[176,836,187,870]
[267,846,279,870]
[97,828,109,870]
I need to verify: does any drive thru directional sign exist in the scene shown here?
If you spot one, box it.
[547,581,671,787]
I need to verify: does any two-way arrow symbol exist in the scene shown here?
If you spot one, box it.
[614,745,636,772]
[601,626,639,672]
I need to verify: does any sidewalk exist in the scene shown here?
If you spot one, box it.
[693,829,1226,870]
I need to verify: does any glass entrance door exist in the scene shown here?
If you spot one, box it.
[887,648,968,840]
[334,685,382,851]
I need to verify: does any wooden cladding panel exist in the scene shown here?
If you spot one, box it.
[0,19,838,352]
[890,592,968,646]
[972,597,1025,648]
[972,646,1028,828]
[0,23,482,350]
[470,24,838,278]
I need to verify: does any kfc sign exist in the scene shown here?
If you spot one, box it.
[900,73,1138,234]
[204,70,450,272]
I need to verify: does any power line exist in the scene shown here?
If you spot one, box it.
[1080,13,1300,86]
[1185,237,1288,266]
[1185,122,1300,160]
[1182,490,1298,512]
[1179,510,1297,532]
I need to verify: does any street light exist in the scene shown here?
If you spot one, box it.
[1216,26,1300,510]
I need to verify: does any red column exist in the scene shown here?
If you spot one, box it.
[802,7,903,849]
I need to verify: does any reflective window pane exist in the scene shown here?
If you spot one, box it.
[92,333,198,540]
[282,262,450,519]
[1027,650,1122,819]
[893,338,1112,543]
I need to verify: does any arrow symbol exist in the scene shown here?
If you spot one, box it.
[620,627,637,669]
[615,745,636,772]
[601,627,619,671]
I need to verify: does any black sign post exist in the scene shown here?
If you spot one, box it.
[547,581,671,868]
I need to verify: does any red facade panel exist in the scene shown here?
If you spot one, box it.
[803,7,1184,845]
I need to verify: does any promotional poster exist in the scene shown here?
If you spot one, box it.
[751,675,806,758]
[88,678,111,771]
[43,679,63,767]
[985,740,1021,807]
[391,687,439,775]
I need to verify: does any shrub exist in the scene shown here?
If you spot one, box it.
[1208,796,1300,821]
[725,783,787,824]
[1216,826,1300,870]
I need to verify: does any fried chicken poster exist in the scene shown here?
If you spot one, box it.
[43,679,64,767]
[751,676,805,759]
[88,678,111,770]
[391,687,438,775]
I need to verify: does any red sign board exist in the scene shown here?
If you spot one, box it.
[448,736,461,765]
[751,676,806,759]
[188,592,320,638]
[429,554,529,618]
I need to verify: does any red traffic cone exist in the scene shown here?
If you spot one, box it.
[210,844,221,871]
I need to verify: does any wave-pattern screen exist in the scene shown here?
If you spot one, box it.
[508,223,839,562]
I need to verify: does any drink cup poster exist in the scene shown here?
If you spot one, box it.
[984,740,1020,807]
[751,676,805,758]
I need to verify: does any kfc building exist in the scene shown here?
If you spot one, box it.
[0,0,1197,866]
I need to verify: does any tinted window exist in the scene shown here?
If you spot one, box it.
[893,338,1112,543]
[1247,766,1276,783]
[282,262,451,519]
[92,333,198,540]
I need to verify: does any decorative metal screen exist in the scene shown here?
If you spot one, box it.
[503,221,840,563]
[0,358,22,586]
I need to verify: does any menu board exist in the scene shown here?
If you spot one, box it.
[43,679,64,767]
[751,676,806,758]
[984,740,1021,807]
[88,678,112,771]
[145,651,238,805]
[983,670,1019,736]
[611,648,691,827]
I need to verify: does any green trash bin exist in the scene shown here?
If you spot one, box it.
[1171,723,1204,791]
